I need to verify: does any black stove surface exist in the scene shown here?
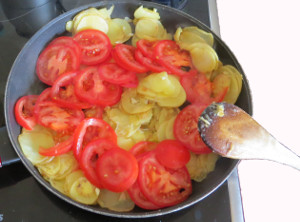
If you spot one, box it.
[0,0,232,221]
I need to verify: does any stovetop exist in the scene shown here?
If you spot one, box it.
[0,0,243,221]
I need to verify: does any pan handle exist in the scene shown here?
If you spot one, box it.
[0,126,20,167]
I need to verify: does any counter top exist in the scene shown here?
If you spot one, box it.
[217,0,300,221]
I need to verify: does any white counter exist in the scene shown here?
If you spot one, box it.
[217,0,300,221]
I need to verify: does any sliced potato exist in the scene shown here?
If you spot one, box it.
[37,156,61,180]
[135,19,169,41]
[134,5,160,22]
[97,189,135,212]
[155,86,186,107]
[107,18,133,45]
[50,178,67,195]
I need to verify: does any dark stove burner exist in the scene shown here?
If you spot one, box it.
[148,0,188,9]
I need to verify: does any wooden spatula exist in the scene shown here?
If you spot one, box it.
[198,102,300,171]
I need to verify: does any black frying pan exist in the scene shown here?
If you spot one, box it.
[4,0,252,218]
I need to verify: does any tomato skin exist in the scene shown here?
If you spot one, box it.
[72,118,117,160]
[39,135,74,156]
[51,71,92,109]
[138,151,192,207]
[155,140,190,169]
[136,39,158,59]
[134,49,165,73]
[48,36,81,57]
[80,139,119,188]
[154,40,197,77]
[173,104,212,154]
[112,44,148,73]
[96,147,139,192]
[36,44,80,85]
[129,141,157,157]
[73,29,112,65]
[15,95,38,130]
[74,66,122,107]
[98,62,137,86]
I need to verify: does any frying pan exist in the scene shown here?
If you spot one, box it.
[4,0,252,218]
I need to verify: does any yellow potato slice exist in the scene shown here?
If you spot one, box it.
[181,26,214,47]
[107,18,133,45]
[165,115,177,139]
[189,43,219,73]
[134,5,160,21]
[69,176,100,205]
[186,152,219,182]
[121,88,154,114]
[50,178,67,195]
[155,86,186,107]
[37,156,61,180]
[97,189,135,212]
[18,125,55,165]
[117,136,135,151]
[64,170,85,194]
[53,152,78,180]
[135,19,169,41]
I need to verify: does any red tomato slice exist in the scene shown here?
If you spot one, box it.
[48,36,81,57]
[73,118,117,160]
[74,66,122,107]
[127,180,160,210]
[154,40,197,77]
[136,39,158,59]
[155,140,190,170]
[39,135,74,156]
[112,44,148,73]
[36,44,80,85]
[98,62,137,86]
[96,147,138,192]
[51,71,92,109]
[73,29,112,65]
[134,49,165,73]
[35,101,84,132]
[80,139,119,188]
[129,141,157,157]
[83,106,103,119]
[173,104,212,154]
[15,95,38,130]
[138,151,192,207]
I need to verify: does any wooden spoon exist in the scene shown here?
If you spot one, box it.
[198,102,300,171]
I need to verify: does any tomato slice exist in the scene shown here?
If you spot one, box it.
[74,66,122,106]
[129,141,157,157]
[173,104,212,154]
[83,106,103,119]
[155,140,190,170]
[15,95,38,130]
[136,39,158,59]
[35,101,84,132]
[135,49,165,73]
[138,151,192,207]
[48,36,81,57]
[98,62,137,86]
[36,44,80,85]
[96,147,138,192]
[73,118,117,160]
[73,29,112,65]
[127,180,160,210]
[154,40,197,77]
[112,44,148,73]
[39,135,74,156]
[119,73,139,88]
[51,71,92,109]
[80,139,119,188]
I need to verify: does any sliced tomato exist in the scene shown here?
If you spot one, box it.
[51,71,92,109]
[80,139,119,188]
[155,140,190,170]
[138,151,192,207]
[129,141,157,157]
[173,104,211,154]
[127,180,160,210]
[136,39,158,59]
[112,44,148,73]
[98,62,137,86]
[15,95,38,130]
[135,49,165,73]
[39,135,74,156]
[96,147,138,192]
[48,36,81,57]
[154,40,197,77]
[83,106,103,119]
[35,101,84,132]
[73,118,117,160]
[74,66,122,106]
[73,29,112,65]
[36,44,80,85]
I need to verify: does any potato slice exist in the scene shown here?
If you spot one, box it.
[155,86,186,107]
[107,18,133,45]
[50,178,67,195]
[135,19,169,41]
[97,189,135,212]
[37,156,61,180]
[134,5,160,21]
[18,125,55,165]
